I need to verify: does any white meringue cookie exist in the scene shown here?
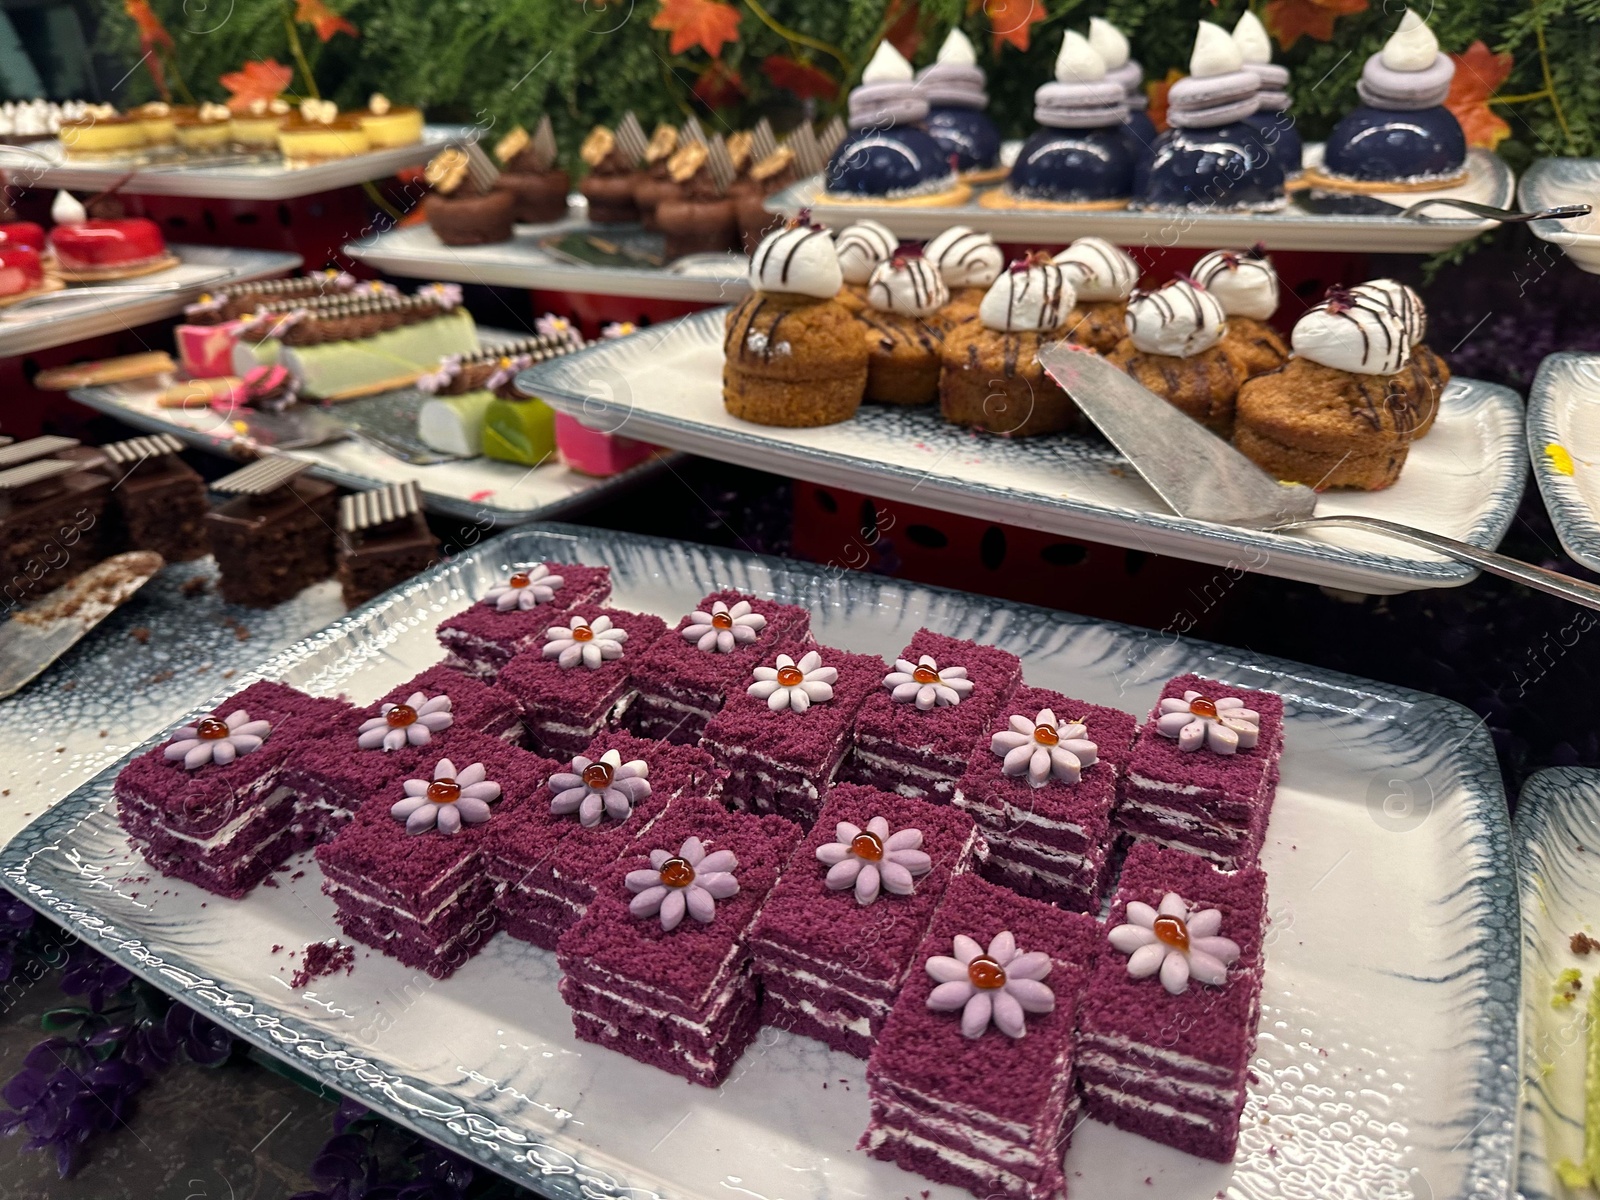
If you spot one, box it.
[1190,21,1244,78]
[1381,9,1439,72]
[749,223,843,299]
[1291,289,1411,375]
[1191,249,1279,321]
[835,220,897,286]
[867,255,949,317]
[1052,237,1139,302]
[1088,17,1131,70]
[978,263,1076,333]
[924,226,1004,289]
[1125,280,1227,358]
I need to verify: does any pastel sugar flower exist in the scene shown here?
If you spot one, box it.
[815,816,932,904]
[990,708,1098,787]
[392,758,502,836]
[884,654,973,710]
[549,749,651,826]
[482,563,564,611]
[542,614,627,669]
[164,709,272,770]
[416,356,462,394]
[925,931,1055,1039]
[1107,891,1241,995]
[625,835,739,931]
[1156,690,1260,755]
[358,691,454,751]
[682,599,767,653]
[535,313,580,343]
[748,651,836,713]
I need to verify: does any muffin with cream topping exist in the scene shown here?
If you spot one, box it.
[1190,246,1289,378]
[924,225,1004,327]
[859,250,948,406]
[1107,278,1243,434]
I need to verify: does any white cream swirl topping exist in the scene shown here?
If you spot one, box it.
[835,220,898,286]
[750,221,842,299]
[1052,237,1139,302]
[937,27,978,66]
[1190,21,1244,78]
[1088,17,1131,70]
[1350,278,1426,342]
[1231,11,1273,66]
[862,39,916,82]
[924,226,1003,289]
[978,261,1076,334]
[1056,30,1107,83]
[1190,248,1278,321]
[867,255,949,317]
[1382,8,1439,71]
[1126,279,1227,358]
[1291,287,1412,375]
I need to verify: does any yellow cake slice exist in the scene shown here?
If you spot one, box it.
[277,100,370,164]
[359,93,423,148]
[59,108,145,158]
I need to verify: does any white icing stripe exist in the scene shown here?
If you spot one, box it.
[1082,1080,1222,1131]
[1076,1048,1242,1107]
[124,781,293,852]
[1077,1031,1238,1081]
[870,1095,1047,1168]
[768,992,873,1038]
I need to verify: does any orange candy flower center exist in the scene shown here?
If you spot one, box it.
[427,778,461,804]
[508,571,531,589]
[912,664,939,685]
[572,624,594,642]
[385,704,417,728]
[1033,722,1059,746]
[1188,696,1218,719]
[659,856,696,888]
[850,831,884,861]
[776,664,804,687]
[1153,915,1190,951]
[196,717,230,741]
[582,761,614,789]
[967,955,1007,990]
[711,611,734,630]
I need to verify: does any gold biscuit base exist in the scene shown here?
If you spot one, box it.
[978,189,1129,212]
[817,182,973,208]
[960,165,1011,185]
[1298,166,1471,194]
[53,252,182,283]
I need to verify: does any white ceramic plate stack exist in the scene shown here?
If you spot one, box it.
[1520,159,1600,274]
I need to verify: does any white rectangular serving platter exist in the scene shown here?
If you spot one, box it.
[0,523,1517,1200]
[518,309,1528,594]
[0,126,463,201]
[772,147,1514,252]
[1515,767,1600,1200]
[1518,158,1600,274]
[0,245,302,356]
[1527,353,1600,572]
[346,212,750,303]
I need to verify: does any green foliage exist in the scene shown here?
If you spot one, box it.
[91,0,1600,172]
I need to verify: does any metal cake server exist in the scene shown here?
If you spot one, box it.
[0,551,165,699]
[1037,344,1600,610]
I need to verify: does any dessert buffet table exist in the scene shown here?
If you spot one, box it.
[0,524,1518,1200]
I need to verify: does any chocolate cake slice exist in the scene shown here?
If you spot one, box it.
[0,444,112,608]
[101,433,208,564]
[203,457,337,608]
[335,480,438,607]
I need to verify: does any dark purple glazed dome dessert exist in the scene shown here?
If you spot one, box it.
[1133,22,1284,212]
[1004,31,1136,206]
[1317,9,1466,186]
[913,29,1002,177]
[824,41,963,202]
[1089,18,1158,162]
[1233,11,1302,176]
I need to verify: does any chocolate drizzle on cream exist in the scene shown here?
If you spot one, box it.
[924,226,1003,289]
[749,218,841,299]
[1052,237,1139,302]
[1291,284,1414,376]
[1125,278,1227,358]
[1190,245,1279,321]
[867,252,949,318]
[978,257,1075,334]
[835,220,898,286]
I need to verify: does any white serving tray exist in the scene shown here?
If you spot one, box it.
[345,213,749,303]
[1515,767,1600,1200]
[1528,352,1600,572]
[519,309,1528,594]
[0,125,463,201]
[0,244,301,356]
[0,523,1517,1200]
[773,146,1514,252]
[1519,158,1600,274]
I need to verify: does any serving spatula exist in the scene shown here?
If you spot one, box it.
[1036,343,1600,609]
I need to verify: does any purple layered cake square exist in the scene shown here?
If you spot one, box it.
[1076,842,1268,1162]
[281,664,524,841]
[436,561,611,678]
[1116,674,1285,869]
[862,872,1100,1200]
[314,730,561,979]
[626,591,811,743]
[555,797,800,1087]
[749,785,983,1058]
[845,629,1022,802]
[116,680,355,898]
[953,686,1137,912]
[700,645,885,825]
[487,730,724,949]
[495,606,668,758]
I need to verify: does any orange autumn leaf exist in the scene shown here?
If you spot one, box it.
[886,0,923,60]
[692,59,745,108]
[763,55,838,101]
[1265,0,1367,50]
[1448,40,1514,150]
[294,0,358,42]
[220,59,294,111]
[981,0,1047,53]
[651,0,742,58]
[124,0,173,49]
[1147,68,1185,133]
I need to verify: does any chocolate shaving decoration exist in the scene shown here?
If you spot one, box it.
[816,115,846,157]
[645,122,678,164]
[0,435,80,469]
[211,456,312,497]
[102,432,183,466]
[750,145,795,183]
[0,459,77,494]
[615,111,649,166]
[494,126,530,166]
[339,480,422,534]
[679,114,706,147]
[705,135,736,195]
[425,148,470,196]
[667,140,710,185]
[725,130,753,174]
[786,122,823,178]
[531,114,558,171]
[580,126,615,167]
[461,140,501,192]
[749,117,777,164]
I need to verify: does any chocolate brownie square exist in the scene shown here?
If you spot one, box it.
[749,784,983,1057]
[436,561,611,677]
[102,437,208,565]
[1076,842,1268,1162]
[205,476,338,608]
